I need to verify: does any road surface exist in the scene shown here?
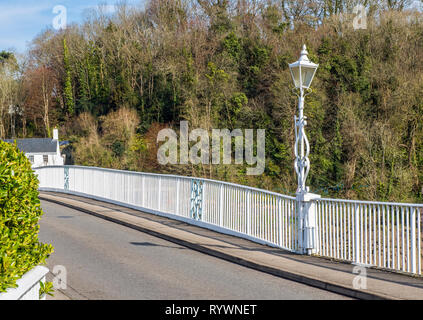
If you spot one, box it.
[38,200,350,300]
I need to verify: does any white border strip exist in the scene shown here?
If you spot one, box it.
[0,266,48,300]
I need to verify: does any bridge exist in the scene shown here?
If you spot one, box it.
[39,194,351,299]
[35,165,423,280]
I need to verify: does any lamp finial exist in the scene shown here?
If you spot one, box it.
[299,44,309,62]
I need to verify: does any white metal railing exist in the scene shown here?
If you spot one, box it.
[34,165,423,275]
[315,198,422,275]
[34,165,299,252]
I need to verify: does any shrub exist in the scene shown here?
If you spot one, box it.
[0,140,53,293]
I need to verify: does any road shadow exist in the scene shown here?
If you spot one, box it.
[130,241,185,250]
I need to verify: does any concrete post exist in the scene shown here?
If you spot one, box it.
[296,191,321,255]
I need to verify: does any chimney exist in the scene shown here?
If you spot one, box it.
[53,128,59,140]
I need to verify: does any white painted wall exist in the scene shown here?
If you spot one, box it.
[0,266,49,300]
[27,153,64,167]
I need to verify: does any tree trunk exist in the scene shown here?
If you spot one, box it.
[41,71,50,137]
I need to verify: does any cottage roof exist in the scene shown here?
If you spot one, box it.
[3,138,58,154]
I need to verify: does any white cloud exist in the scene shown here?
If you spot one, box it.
[0,4,50,23]
[101,4,117,14]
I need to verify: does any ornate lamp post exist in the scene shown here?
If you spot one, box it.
[289,45,319,194]
[289,45,319,254]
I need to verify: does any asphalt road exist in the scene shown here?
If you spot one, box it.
[38,200,350,300]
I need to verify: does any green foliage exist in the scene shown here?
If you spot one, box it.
[205,62,229,83]
[63,39,75,116]
[222,32,242,60]
[39,280,54,298]
[0,141,53,293]
[208,0,233,34]
[0,51,17,68]
[12,3,423,201]
[73,108,140,170]
[111,140,125,157]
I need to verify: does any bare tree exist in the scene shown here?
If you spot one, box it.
[0,52,18,139]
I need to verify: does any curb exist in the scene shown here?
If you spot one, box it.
[39,194,392,300]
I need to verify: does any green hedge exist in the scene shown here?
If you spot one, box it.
[0,140,53,293]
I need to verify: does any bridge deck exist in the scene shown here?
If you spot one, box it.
[39,191,423,300]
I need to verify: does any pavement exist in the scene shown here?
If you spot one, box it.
[38,191,423,300]
[38,200,347,300]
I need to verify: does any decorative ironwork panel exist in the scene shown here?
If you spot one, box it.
[294,114,310,193]
[64,167,69,190]
[190,179,203,220]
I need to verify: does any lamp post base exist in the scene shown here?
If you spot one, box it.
[296,190,321,255]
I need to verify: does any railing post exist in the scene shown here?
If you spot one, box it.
[102,170,105,198]
[296,191,320,255]
[158,176,162,211]
[219,184,224,227]
[278,198,282,248]
[411,207,417,274]
[142,175,146,207]
[202,182,206,221]
[354,204,360,264]
[176,178,180,215]
[247,190,251,235]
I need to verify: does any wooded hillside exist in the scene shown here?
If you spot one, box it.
[1,0,423,201]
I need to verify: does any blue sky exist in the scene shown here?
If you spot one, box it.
[1,0,422,54]
[0,0,144,53]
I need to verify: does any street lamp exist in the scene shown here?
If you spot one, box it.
[289,44,318,194]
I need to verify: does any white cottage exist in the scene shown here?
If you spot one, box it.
[4,128,64,167]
